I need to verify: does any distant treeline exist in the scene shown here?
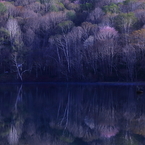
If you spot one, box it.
[0,0,145,82]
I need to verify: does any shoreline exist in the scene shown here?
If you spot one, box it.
[0,81,145,85]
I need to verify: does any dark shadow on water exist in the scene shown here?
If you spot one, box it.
[71,138,88,145]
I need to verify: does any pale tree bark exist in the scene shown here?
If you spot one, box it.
[14,85,22,112]
[8,125,19,145]
[7,18,30,81]
[12,52,29,81]
[50,34,71,79]
[6,18,20,43]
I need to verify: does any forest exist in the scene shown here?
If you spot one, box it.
[0,0,145,82]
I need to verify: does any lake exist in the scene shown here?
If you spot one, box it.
[0,83,145,145]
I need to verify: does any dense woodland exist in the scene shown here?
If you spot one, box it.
[0,0,145,82]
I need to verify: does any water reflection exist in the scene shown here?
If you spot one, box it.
[0,84,145,144]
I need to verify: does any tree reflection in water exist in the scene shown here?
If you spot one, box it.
[0,84,145,144]
[8,125,18,145]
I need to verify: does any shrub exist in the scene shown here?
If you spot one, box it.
[103,3,119,14]
[103,4,119,13]
[123,0,136,5]
[50,5,58,12]
[66,10,76,20]
[0,2,7,15]
[80,3,93,11]
[0,27,10,45]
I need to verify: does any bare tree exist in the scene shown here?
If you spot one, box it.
[25,2,42,13]
[6,18,20,43]
[87,7,104,23]
[122,45,136,81]
[96,26,118,76]
[96,26,118,41]
[6,18,28,81]
[81,22,96,41]
[4,2,17,17]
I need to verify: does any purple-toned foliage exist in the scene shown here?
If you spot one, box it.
[97,26,118,41]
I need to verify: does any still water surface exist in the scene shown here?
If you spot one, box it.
[0,83,145,145]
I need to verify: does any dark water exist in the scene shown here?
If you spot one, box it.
[0,83,145,145]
